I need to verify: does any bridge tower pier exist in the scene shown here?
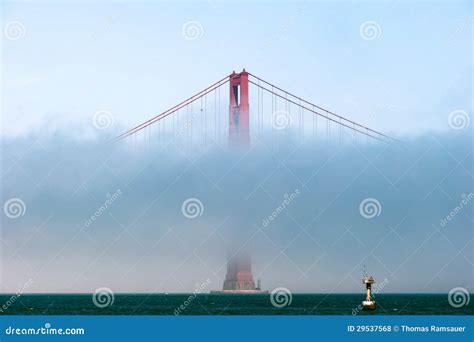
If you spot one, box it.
[229,69,250,146]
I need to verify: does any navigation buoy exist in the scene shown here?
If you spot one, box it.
[362,274,376,310]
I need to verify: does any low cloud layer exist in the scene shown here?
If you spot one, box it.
[1,130,472,294]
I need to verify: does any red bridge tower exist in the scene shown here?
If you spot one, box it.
[229,69,250,146]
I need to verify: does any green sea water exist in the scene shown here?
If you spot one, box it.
[0,294,472,315]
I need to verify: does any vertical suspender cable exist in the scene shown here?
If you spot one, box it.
[218,86,221,145]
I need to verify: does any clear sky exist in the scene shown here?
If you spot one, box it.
[0,0,472,295]
[1,0,472,138]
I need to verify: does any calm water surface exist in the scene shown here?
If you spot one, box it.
[0,294,472,315]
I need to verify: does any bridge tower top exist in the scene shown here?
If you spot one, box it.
[229,69,250,146]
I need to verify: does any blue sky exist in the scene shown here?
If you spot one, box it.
[1,1,473,296]
[1,0,472,138]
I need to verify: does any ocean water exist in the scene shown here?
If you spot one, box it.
[0,294,472,315]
